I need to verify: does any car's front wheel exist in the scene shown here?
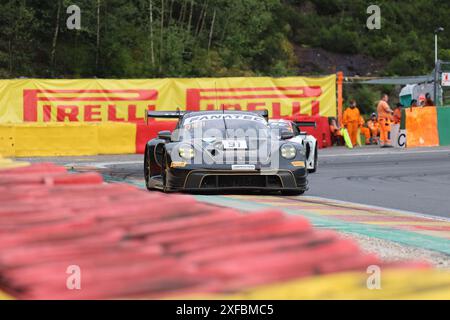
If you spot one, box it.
[161,151,169,193]
[144,149,152,190]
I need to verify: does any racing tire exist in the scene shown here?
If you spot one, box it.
[144,148,152,191]
[308,145,318,173]
[161,151,169,193]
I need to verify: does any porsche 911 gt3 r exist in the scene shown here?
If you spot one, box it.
[144,110,308,195]
[268,119,318,173]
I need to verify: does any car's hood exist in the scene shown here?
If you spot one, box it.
[185,136,275,150]
[181,136,281,164]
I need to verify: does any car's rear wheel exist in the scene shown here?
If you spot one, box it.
[308,145,318,173]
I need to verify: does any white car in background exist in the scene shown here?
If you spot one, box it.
[268,119,318,173]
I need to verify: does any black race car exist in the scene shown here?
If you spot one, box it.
[144,110,308,195]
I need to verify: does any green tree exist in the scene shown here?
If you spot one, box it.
[0,1,40,77]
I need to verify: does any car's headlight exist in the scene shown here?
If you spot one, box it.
[280,144,296,159]
[178,145,195,159]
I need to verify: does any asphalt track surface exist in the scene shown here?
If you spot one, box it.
[18,145,450,219]
[312,146,450,219]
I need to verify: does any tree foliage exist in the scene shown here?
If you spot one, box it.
[0,0,449,78]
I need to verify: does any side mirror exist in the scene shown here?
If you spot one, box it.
[158,130,172,141]
[280,131,294,140]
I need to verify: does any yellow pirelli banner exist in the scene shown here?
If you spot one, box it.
[0,76,336,123]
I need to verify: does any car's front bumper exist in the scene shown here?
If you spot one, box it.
[165,165,308,192]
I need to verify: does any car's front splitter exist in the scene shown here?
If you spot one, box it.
[165,166,308,192]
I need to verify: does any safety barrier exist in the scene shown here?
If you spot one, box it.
[0,76,337,156]
[0,161,441,300]
[0,125,15,156]
[2,116,330,157]
[405,107,440,148]
[0,77,337,123]
[437,107,450,146]
[391,106,450,148]
[0,122,136,157]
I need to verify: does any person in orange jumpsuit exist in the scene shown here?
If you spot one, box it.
[343,100,361,146]
[393,103,403,124]
[359,115,371,145]
[376,94,394,147]
[367,113,380,144]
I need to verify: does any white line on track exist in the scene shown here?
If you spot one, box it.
[301,195,450,222]
[320,149,450,158]
[321,149,450,157]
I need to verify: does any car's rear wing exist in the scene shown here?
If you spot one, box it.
[145,109,269,124]
[145,110,186,124]
[293,121,316,135]
[293,121,316,128]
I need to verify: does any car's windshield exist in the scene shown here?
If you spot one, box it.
[179,113,270,140]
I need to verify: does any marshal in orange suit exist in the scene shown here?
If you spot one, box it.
[376,93,394,147]
[359,116,371,145]
[367,113,380,144]
[343,100,361,146]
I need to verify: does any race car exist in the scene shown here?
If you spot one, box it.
[144,110,308,195]
[268,119,318,173]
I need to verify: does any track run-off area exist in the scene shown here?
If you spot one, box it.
[19,145,450,267]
